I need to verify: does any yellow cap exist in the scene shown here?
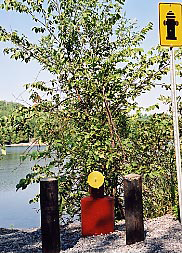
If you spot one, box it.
[87,171,104,189]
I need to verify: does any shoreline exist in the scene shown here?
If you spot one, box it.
[5,143,46,147]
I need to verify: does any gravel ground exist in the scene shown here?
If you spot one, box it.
[0,214,182,253]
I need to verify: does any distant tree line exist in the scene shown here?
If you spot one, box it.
[0,100,21,117]
[0,100,34,144]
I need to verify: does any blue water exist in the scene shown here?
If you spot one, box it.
[0,146,47,229]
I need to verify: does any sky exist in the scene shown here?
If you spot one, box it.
[0,0,182,111]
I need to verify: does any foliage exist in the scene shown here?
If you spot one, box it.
[0,100,21,117]
[124,112,177,218]
[0,0,180,221]
[0,100,28,144]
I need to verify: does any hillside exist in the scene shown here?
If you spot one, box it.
[0,100,21,117]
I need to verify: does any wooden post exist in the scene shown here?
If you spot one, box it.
[40,178,60,253]
[124,174,144,245]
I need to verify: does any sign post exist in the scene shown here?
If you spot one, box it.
[159,3,182,222]
[170,46,182,222]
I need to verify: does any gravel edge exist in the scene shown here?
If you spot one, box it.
[0,214,182,253]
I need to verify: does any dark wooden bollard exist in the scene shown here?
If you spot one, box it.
[40,178,60,253]
[124,174,144,245]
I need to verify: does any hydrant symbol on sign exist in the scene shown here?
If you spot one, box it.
[163,11,179,40]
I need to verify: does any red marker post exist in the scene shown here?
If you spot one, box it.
[81,171,114,236]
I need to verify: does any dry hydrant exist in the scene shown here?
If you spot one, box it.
[81,171,114,236]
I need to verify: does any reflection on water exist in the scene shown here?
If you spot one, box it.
[0,146,47,229]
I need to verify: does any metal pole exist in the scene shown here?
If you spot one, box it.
[170,47,182,222]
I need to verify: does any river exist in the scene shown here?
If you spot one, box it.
[0,146,47,229]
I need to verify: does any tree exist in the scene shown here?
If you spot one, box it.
[125,111,177,218]
[0,0,177,220]
[0,100,21,117]
[0,100,29,144]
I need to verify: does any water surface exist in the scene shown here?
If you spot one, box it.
[0,146,47,229]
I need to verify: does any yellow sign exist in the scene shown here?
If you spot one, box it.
[87,171,104,189]
[159,3,182,47]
